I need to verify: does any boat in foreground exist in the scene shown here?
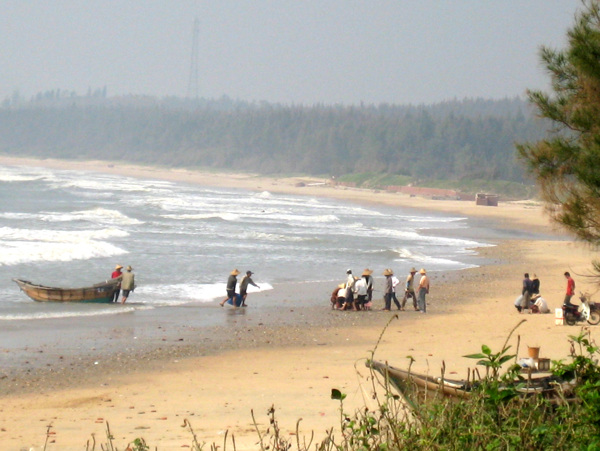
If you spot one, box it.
[367,360,574,411]
[13,278,120,303]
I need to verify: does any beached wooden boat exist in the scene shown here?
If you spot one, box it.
[13,278,120,303]
[367,360,573,411]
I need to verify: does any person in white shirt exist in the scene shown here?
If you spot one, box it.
[531,294,550,313]
[390,272,402,310]
[354,276,368,310]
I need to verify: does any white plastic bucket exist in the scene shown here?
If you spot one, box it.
[555,308,564,326]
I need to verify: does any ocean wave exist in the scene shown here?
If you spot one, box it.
[0,165,50,182]
[50,175,175,194]
[0,240,127,265]
[399,214,467,223]
[0,305,137,321]
[237,230,310,242]
[0,226,129,242]
[139,282,273,306]
[161,212,240,221]
[38,208,143,225]
[261,213,340,224]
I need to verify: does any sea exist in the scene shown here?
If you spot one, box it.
[0,163,498,367]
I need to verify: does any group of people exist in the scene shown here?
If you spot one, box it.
[220,269,260,307]
[331,267,430,313]
[331,269,375,310]
[513,272,578,314]
[110,264,136,304]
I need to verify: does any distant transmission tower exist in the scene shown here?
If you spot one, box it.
[187,17,200,99]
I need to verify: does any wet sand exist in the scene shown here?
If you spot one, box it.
[0,156,598,450]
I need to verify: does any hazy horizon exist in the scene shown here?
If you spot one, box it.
[1,1,580,106]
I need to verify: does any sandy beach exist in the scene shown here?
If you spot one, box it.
[1,156,598,450]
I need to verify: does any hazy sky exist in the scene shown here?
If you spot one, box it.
[1,1,581,105]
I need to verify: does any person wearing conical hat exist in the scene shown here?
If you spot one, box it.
[110,264,123,303]
[417,268,430,313]
[220,269,240,307]
[401,267,418,311]
[383,268,394,311]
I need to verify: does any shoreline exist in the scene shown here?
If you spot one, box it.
[0,155,560,234]
[1,156,597,449]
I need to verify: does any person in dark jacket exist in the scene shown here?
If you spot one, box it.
[531,274,540,295]
[220,269,240,306]
[239,270,260,306]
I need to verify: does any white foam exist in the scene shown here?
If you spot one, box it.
[139,282,273,306]
[0,226,128,266]
[161,212,240,221]
[0,305,137,321]
[38,208,143,225]
[0,165,48,182]
[0,226,128,242]
[0,240,127,265]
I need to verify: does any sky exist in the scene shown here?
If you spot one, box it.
[0,1,582,106]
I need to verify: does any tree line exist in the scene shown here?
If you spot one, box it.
[0,96,548,183]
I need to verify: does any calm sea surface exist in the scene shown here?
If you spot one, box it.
[0,163,490,324]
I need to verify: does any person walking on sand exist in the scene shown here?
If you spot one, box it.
[120,265,135,304]
[563,271,576,307]
[401,267,418,311]
[220,269,240,306]
[239,270,260,307]
[417,268,429,313]
[110,264,123,303]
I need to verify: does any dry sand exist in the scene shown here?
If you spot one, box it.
[1,156,599,450]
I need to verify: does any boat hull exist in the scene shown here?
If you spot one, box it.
[13,278,119,303]
[367,360,574,411]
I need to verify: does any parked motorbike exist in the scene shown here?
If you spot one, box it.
[563,292,600,326]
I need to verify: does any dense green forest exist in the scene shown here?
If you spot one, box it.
[0,94,547,191]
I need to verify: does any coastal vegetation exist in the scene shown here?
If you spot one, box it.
[518,0,600,274]
[0,95,544,198]
[76,327,600,450]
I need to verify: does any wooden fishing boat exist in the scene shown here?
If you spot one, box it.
[13,278,120,303]
[367,360,574,411]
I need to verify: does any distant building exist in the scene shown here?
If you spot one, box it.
[475,193,499,206]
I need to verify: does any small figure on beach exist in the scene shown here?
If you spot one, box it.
[239,270,259,306]
[417,268,429,313]
[345,269,356,307]
[530,294,550,313]
[353,276,368,310]
[531,273,540,295]
[359,269,374,310]
[382,268,394,311]
[111,264,123,303]
[563,271,576,307]
[120,265,135,304]
[362,268,374,306]
[517,273,533,313]
[220,269,240,307]
[401,267,418,311]
[390,272,402,310]
[335,283,348,310]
